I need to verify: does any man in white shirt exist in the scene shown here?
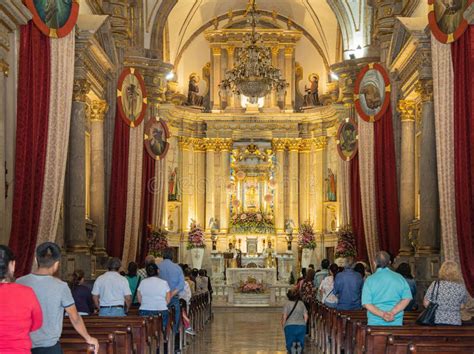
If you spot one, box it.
[92,258,132,316]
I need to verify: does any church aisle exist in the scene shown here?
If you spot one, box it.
[185,308,318,354]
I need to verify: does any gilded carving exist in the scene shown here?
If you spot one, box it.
[215,138,233,152]
[415,80,433,103]
[73,79,91,102]
[89,99,108,122]
[397,100,416,121]
[211,47,221,56]
[0,59,8,76]
[271,139,287,151]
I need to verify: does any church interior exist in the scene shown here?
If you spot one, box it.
[1,0,474,352]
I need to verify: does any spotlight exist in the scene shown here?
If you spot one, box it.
[165,72,175,80]
[330,72,339,81]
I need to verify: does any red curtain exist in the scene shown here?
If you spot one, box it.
[9,23,50,276]
[453,26,474,296]
[106,110,130,258]
[138,151,156,264]
[350,154,368,261]
[374,109,400,257]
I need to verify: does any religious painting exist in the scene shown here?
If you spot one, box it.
[144,118,170,160]
[354,63,391,122]
[117,67,148,127]
[336,118,358,161]
[25,0,79,38]
[428,0,473,43]
[326,168,337,202]
[168,167,179,201]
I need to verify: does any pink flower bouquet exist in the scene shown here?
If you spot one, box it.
[298,222,316,249]
[187,220,206,250]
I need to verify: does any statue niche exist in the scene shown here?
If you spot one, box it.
[303,73,320,107]
[186,73,204,107]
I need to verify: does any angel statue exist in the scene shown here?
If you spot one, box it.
[209,218,219,235]
[285,219,295,235]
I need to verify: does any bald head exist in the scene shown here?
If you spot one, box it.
[375,251,391,269]
[144,255,155,265]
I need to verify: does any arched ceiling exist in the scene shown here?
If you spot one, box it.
[163,0,340,66]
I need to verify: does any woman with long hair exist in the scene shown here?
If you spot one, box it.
[319,263,339,309]
[0,245,43,353]
[125,261,141,306]
[70,270,94,315]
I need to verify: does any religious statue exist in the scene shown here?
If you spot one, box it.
[285,219,295,235]
[326,168,337,201]
[209,217,219,234]
[168,167,178,201]
[226,242,238,268]
[304,74,320,106]
[186,74,204,107]
[263,240,276,268]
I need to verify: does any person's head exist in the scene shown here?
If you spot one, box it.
[329,263,339,277]
[305,268,316,282]
[127,262,138,277]
[144,255,155,266]
[198,269,206,277]
[71,269,85,289]
[439,260,463,283]
[396,262,413,279]
[287,288,300,301]
[343,256,355,269]
[184,268,192,278]
[146,263,158,277]
[228,243,234,249]
[36,242,61,272]
[192,268,199,278]
[321,259,330,270]
[354,262,365,278]
[338,266,344,273]
[0,245,15,282]
[374,251,391,269]
[308,264,315,270]
[162,248,174,261]
[107,257,122,272]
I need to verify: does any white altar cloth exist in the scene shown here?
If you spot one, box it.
[226,267,277,285]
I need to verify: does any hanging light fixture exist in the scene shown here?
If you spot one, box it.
[220,0,287,104]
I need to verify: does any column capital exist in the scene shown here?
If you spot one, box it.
[178,136,193,150]
[191,138,207,152]
[398,100,417,121]
[271,46,280,56]
[272,138,287,151]
[311,137,328,151]
[204,138,218,151]
[73,79,91,102]
[284,47,294,57]
[415,79,433,103]
[211,47,222,56]
[287,139,302,152]
[215,138,233,152]
[89,99,108,122]
[226,46,235,55]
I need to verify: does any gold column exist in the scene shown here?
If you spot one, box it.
[179,137,193,231]
[193,139,207,228]
[205,139,217,231]
[284,47,294,111]
[89,99,108,255]
[288,139,300,227]
[211,47,222,112]
[218,139,232,233]
[226,46,235,109]
[312,137,327,232]
[398,100,416,255]
[272,139,286,232]
[271,46,279,109]
[299,139,312,223]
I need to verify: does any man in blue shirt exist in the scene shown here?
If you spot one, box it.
[362,251,412,326]
[333,258,363,310]
[158,248,185,351]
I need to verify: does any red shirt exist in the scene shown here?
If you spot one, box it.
[0,282,43,353]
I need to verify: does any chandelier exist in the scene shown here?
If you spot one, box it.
[220,0,287,104]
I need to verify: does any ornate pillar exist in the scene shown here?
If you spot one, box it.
[226,46,235,109]
[313,137,327,232]
[179,137,193,231]
[398,100,416,256]
[218,139,232,233]
[299,139,311,223]
[194,139,206,227]
[205,140,217,231]
[211,47,222,112]
[272,139,286,233]
[89,99,108,256]
[284,47,294,111]
[417,80,440,254]
[288,139,300,227]
[271,47,280,109]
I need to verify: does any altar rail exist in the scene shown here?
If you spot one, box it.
[213,283,294,305]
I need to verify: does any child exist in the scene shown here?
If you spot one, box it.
[281,288,308,354]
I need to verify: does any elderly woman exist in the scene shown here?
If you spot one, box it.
[423,261,467,326]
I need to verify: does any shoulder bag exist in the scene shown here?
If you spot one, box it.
[285,299,300,324]
[416,280,439,325]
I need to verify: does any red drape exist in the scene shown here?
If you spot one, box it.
[138,151,156,264]
[453,26,474,296]
[106,110,130,258]
[350,154,368,261]
[374,109,400,257]
[9,23,50,276]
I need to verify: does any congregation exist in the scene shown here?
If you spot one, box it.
[0,243,212,354]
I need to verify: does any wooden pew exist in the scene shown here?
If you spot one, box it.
[409,342,474,353]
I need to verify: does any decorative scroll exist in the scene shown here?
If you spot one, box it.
[117,67,148,128]
[354,63,391,123]
[337,117,358,161]
[428,0,473,43]
[144,118,170,160]
[25,0,79,38]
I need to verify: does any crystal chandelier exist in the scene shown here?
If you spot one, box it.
[220,0,287,104]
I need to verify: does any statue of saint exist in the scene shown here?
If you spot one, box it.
[304,74,320,106]
[209,218,219,234]
[326,168,337,201]
[168,167,177,198]
[263,241,276,268]
[186,74,204,107]
[285,219,295,235]
[226,243,238,268]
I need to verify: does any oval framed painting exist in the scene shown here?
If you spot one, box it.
[428,0,473,44]
[144,118,170,160]
[337,118,358,161]
[117,67,148,128]
[354,63,391,123]
[25,0,79,38]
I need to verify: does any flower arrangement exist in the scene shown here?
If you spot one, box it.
[298,222,316,249]
[146,225,169,257]
[238,276,266,294]
[187,220,206,250]
[229,211,274,234]
[334,227,357,258]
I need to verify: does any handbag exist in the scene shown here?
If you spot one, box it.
[416,280,440,325]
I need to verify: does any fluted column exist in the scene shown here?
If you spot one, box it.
[299,140,311,223]
[90,99,108,255]
[284,47,294,111]
[194,140,206,227]
[271,47,279,108]
[313,138,327,232]
[211,47,222,112]
[179,138,192,231]
[272,139,286,232]
[417,80,440,254]
[205,140,217,231]
[288,139,300,227]
[226,46,235,109]
[218,139,232,233]
[398,100,416,255]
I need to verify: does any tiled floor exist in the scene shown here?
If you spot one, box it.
[185,308,318,354]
